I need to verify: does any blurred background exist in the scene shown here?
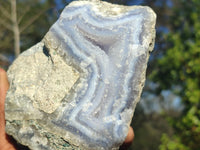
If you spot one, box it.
[0,0,199,150]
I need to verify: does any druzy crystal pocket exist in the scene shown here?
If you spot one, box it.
[5,1,156,149]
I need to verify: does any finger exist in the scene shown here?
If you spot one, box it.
[0,68,9,108]
[120,126,134,150]
[124,126,134,144]
[0,68,9,138]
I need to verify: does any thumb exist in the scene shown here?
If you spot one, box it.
[0,68,9,139]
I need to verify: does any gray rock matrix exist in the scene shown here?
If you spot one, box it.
[5,0,156,150]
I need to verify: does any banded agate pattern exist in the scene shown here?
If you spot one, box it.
[5,1,156,150]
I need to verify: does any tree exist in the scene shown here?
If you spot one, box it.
[0,0,57,57]
[150,0,200,149]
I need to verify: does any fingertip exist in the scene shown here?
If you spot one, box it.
[124,126,134,144]
[120,127,134,150]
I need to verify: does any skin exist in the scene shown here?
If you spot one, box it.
[0,68,134,150]
[0,68,15,150]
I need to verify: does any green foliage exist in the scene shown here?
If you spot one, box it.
[159,134,190,150]
[150,0,200,149]
[131,110,174,150]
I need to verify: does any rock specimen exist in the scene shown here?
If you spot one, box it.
[5,0,156,150]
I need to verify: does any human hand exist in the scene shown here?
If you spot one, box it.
[0,68,134,150]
